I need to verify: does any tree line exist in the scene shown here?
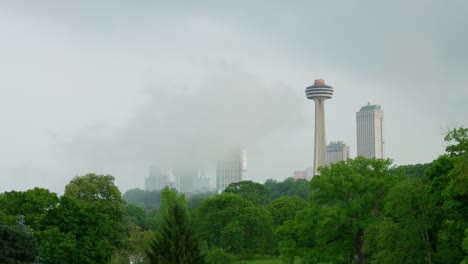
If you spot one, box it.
[1,127,467,263]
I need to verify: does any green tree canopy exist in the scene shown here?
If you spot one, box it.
[363,178,437,264]
[195,193,275,255]
[0,188,59,230]
[280,157,394,264]
[264,178,310,202]
[123,188,163,210]
[224,180,269,206]
[41,173,126,264]
[266,196,307,226]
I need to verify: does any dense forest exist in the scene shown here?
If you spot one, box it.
[1,127,467,264]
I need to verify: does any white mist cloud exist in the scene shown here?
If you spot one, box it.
[53,64,304,189]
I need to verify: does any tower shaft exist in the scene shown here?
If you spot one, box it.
[314,99,327,175]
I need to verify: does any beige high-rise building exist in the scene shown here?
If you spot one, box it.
[326,141,350,165]
[356,103,384,159]
[216,148,246,193]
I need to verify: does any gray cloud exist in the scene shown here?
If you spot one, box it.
[53,64,303,189]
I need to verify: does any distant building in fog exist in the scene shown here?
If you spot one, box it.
[356,103,384,159]
[145,166,174,191]
[174,168,211,194]
[173,169,196,194]
[293,170,306,179]
[291,167,314,180]
[326,141,350,165]
[305,167,314,180]
[193,168,210,193]
[216,148,247,193]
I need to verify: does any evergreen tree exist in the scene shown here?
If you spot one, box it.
[147,187,206,264]
[0,216,40,264]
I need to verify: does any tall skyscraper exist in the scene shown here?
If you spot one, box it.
[305,79,334,175]
[326,141,350,165]
[216,148,246,193]
[356,103,384,158]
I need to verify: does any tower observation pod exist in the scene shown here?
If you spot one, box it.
[305,79,334,175]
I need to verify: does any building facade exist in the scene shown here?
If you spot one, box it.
[216,148,246,193]
[326,141,350,165]
[356,103,384,159]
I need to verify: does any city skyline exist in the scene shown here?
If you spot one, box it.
[1,1,467,193]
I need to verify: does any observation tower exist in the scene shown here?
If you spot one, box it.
[305,79,334,175]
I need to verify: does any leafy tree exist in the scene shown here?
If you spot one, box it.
[146,187,206,264]
[224,180,269,206]
[264,178,310,202]
[0,216,39,264]
[186,191,217,209]
[0,188,59,230]
[41,173,126,264]
[110,226,155,264]
[195,193,252,249]
[195,193,275,255]
[123,188,162,210]
[280,157,394,264]
[389,163,430,178]
[37,227,77,264]
[463,228,468,264]
[432,156,468,263]
[425,126,468,263]
[444,126,468,157]
[363,178,437,264]
[206,248,236,264]
[267,196,307,226]
[126,203,147,227]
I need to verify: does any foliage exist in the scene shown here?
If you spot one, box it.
[389,163,430,178]
[207,248,237,264]
[195,193,275,255]
[279,157,394,264]
[125,203,159,231]
[187,191,217,209]
[363,178,437,263]
[264,178,310,202]
[266,196,307,227]
[432,126,468,263]
[444,126,468,157]
[40,173,126,264]
[0,217,40,264]
[110,226,155,264]
[463,228,468,264]
[224,181,269,206]
[123,188,163,210]
[146,187,206,264]
[0,188,59,230]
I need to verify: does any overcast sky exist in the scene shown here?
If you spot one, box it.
[1,0,467,194]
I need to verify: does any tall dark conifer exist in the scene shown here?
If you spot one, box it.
[147,188,206,264]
